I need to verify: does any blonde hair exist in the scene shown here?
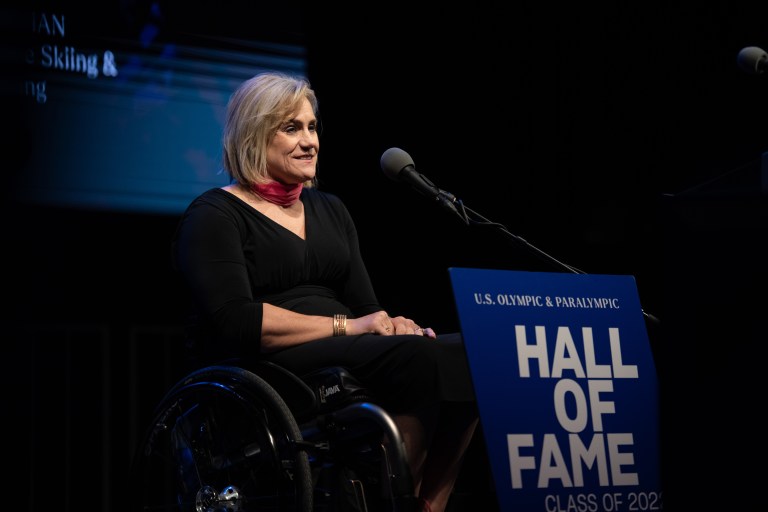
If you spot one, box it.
[222,72,319,187]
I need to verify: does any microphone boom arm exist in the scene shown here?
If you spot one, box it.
[440,193,660,325]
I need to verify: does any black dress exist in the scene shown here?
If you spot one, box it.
[172,187,474,414]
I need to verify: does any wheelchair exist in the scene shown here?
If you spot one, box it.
[129,361,419,512]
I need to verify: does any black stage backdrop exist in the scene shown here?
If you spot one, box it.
[5,1,767,510]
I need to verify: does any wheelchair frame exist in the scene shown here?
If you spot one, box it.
[129,362,418,512]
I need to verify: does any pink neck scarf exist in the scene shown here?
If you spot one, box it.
[250,181,303,207]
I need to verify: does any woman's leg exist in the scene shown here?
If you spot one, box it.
[418,403,479,512]
[392,406,438,496]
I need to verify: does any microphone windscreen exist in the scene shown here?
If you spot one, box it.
[737,46,768,74]
[380,147,415,181]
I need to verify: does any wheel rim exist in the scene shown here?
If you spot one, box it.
[131,380,307,511]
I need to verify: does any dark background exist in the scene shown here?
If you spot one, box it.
[5,1,767,511]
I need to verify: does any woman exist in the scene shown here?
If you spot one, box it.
[172,71,478,512]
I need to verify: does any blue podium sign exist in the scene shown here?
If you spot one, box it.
[449,268,661,512]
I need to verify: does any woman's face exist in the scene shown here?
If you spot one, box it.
[266,98,319,184]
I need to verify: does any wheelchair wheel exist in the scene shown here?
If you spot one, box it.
[129,366,313,512]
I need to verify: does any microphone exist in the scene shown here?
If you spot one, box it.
[736,46,768,75]
[380,147,439,198]
[380,147,460,216]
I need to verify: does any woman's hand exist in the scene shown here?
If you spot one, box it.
[389,315,436,338]
[347,311,435,338]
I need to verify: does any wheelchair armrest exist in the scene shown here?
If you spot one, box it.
[299,366,371,413]
[252,361,374,422]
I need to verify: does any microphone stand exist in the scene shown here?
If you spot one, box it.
[436,190,661,327]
